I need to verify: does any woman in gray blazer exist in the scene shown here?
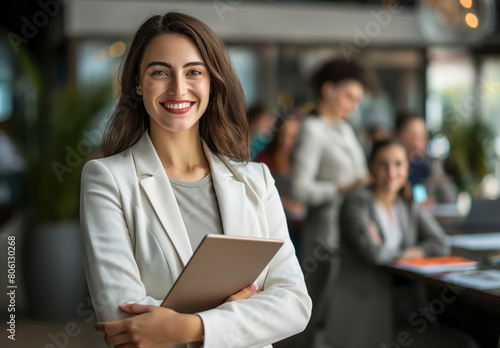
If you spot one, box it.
[291,59,374,345]
[324,139,449,348]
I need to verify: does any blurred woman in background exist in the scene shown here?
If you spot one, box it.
[324,139,456,347]
[248,101,274,160]
[257,112,306,255]
[291,58,375,346]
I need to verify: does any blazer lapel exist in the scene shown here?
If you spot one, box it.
[395,197,412,248]
[203,141,249,237]
[131,132,192,267]
[130,131,251,269]
[366,189,387,243]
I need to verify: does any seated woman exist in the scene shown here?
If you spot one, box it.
[323,138,449,347]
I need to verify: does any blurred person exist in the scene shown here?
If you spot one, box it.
[368,123,391,143]
[257,113,306,255]
[396,111,430,188]
[80,12,311,348]
[435,157,459,204]
[396,111,457,204]
[362,122,392,157]
[291,58,376,346]
[248,101,274,160]
[324,139,450,347]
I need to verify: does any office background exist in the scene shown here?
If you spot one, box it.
[1,0,500,347]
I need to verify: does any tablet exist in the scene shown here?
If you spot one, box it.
[161,234,284,314]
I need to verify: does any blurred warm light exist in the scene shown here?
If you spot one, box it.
[100,46,109,61]
[460,0,472,9]
[465,13,479,28]
[382,0,400,14]
[109,41,126,58]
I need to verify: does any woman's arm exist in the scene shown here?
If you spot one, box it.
[291,119,337,205]
[195,163,312,348]
[415,205,450,257]
[95,304,203,347]
[80,160,162,322]
[340,190,403,265]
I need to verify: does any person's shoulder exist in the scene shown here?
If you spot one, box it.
[221,156,272,192]
[343,186,372,206]
[82,147,133,177]
[226,157,270,179]
[301,115,324,129]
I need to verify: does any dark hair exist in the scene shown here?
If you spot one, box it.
[247,101,269,126]
[395,110,424,134]
[310,58,377,99]
[369,138,407,163]
[262,111,299,155]
[103,12,249,161]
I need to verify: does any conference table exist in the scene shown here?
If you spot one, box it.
[384,207,500,348]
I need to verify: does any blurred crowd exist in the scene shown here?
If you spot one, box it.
[248,58,475,348]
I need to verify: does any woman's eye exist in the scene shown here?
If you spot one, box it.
[152,71,167,76]
[188,70,202,76]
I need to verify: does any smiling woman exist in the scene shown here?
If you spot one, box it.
[324,138,449,347]
[79,11,311,348]
[137,34,211,139]
[102,12,249,162]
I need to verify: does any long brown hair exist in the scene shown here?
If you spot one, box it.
[103,12,250,161]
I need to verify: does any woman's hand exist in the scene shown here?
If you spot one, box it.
[402,246,425,259]
[364,223,382,246]
[338,175,372,194]
[95,304,203,348]
[224,283,260,303]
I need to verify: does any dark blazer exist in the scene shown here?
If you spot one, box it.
[324,187,449,347]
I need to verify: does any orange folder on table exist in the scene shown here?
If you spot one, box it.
[394,256,478,274]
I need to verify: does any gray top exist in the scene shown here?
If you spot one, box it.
[169,173,223,250]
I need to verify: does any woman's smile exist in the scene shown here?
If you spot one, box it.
[161,100,196,114]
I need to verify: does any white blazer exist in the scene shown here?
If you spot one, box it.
[79,131,312,348]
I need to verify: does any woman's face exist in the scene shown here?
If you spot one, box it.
[398,118,428,156]
[323,79,364,120]
[370,144,409,194]
[137,34,211,135]
[278,119,300,153]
